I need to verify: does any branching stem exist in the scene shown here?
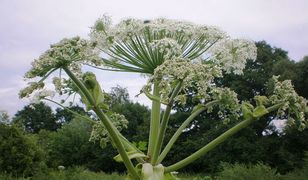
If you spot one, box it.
[152,81,183,164]
[157,100,219,164]
[164,103,284,173]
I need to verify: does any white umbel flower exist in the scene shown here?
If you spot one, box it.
[31,90,55,104]
[210,39,257,75]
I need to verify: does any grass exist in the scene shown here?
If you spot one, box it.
[0,166,125,180]
[0,170,210,180]
[1,162,307,180]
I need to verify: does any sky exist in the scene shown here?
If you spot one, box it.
[0,0,308,116]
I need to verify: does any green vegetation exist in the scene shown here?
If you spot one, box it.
[0,124,46,177]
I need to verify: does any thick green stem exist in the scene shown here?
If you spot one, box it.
[152,82,183,164]
[148,82,161,162]
[164,103,284,173]
[63,67,140,180]
[157,100,218,164]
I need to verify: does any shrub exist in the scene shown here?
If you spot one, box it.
[0,124,46,177]
[282,152,308,180]
[215,162,279,180]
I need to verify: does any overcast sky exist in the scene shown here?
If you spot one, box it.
[0,0,307,116]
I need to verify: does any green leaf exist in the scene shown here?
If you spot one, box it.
[242,102,254,120]
[114,151,148,162]
[81,72,108,110]
[253,105,269,118]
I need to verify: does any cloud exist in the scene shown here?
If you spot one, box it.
[0,0,307,115]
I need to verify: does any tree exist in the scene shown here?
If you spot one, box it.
[19,17,308,180]
[163,42,308,174]
[110,85,130,105]
[40,118,97,168]
[55,105,89,125]
[108,86,150,139]
[13,102,59,133]
[0,124,46,176]
[0,111,10,125]
[294,56,308,98]
[219,41,290,101]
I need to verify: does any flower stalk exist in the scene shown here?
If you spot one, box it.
[148,81,161,162]
[152,81,183,164]
[63,67,140,180]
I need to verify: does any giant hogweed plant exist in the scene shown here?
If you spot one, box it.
[20,16,308,179]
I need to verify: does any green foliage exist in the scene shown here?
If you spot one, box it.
[294,56,308,98]
[0,167,125,180]
[215,162,279,180]
[0,124,46,177]
[13,102,59,133]
[282,152,308,180]
[55,105,89,125]
[32,166,124,180]
[38,118,94,168]
[109,86,150,140]
[37,116,126,172]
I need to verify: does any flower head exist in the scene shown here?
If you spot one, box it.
[25,36,101,79]
[90,17,255,75]
[268,76,308,130]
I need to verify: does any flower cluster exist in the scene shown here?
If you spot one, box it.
[19,82,45,98]
[20,37,102,102]
[89,113,128,148]
[268,76,308,130]
[25,36,101,79]
[210,39,257,75]
[209,87,240,124]
[150,38,182,60]
[30,90,55,104]
[91,17,254,74]
[146,57,222,104]
[91,17,144,48]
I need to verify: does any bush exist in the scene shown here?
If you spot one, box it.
[0,124,46,177]
[215,162,280,180]
[37,118,125,172]
[38,118,93,168]
[282,152,308,180]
